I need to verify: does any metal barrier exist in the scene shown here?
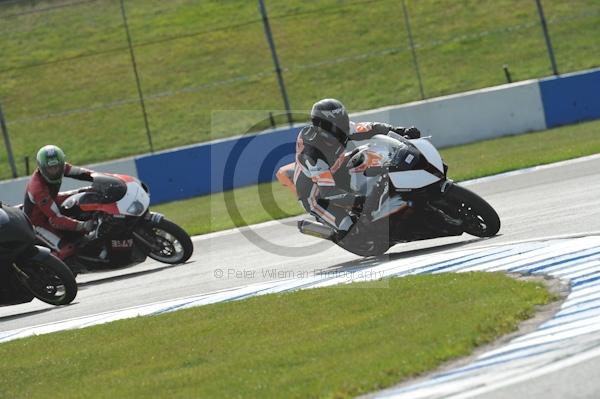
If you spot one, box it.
[1,68,599,205]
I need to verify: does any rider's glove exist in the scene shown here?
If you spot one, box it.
[394,126,421,139]
[77,220,95,233]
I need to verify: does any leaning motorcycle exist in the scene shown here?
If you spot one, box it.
[0,202,77,306]
[36,173,194,273]
[276,132,501,257]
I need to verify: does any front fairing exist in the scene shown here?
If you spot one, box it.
[62,174,150,217]
[0,206,36,262]
[116,180,150,217]
[348,135,446,193]
[347,135,410,195]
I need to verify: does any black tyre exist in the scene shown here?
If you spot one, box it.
[443,185,501,237]
[14,255,77,306]
[145,218,193,264]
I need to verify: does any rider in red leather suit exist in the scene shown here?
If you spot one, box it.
[23,145,95,260]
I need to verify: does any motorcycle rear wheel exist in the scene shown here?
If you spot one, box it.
[14,255,77,306]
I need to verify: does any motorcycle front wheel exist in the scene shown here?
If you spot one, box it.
[142,218,194,264]
[13,255,77,306]
[441,184,501,237]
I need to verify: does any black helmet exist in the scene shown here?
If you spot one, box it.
[310,98,350,148]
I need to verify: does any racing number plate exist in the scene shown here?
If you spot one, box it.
[111,239,134,249]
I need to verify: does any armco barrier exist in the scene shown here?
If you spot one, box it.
[133,79,550,205]
[539,68,600,128]
[2,68,599,206]
[135,127,301,204]
[351,79,547,148]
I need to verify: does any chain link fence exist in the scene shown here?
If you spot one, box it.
[0,0,599,179]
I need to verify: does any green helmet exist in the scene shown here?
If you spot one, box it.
[36,145,66,184]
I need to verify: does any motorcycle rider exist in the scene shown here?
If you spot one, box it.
[294,98,421,239]
[24,145,96,260]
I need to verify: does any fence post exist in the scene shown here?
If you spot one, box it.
[503,64,512,83]
[119,0,154,152]
[0,102,18,178]
[535,0,559,76]
[258,0,293,126]
[401,0,425,100]
[268,112,276,129]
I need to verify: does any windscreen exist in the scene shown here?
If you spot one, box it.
[91,174,127,203]
[361,134,408,165]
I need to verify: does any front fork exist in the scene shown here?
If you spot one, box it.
[133,211,165,252]
[12,245,55,280]
[425,179,463,227]
[143,211,164,226]
[440,179,454,195]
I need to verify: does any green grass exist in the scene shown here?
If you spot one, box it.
[0,0,599,179]
[0,273,552,398]
[155,119,600,236]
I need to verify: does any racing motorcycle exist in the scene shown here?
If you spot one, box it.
[0,202,77,306]
[36,173,193,273]
[276,132,501,256]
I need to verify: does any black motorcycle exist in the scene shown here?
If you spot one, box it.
[0,202,77,306]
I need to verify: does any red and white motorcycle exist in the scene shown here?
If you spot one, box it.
[38,173,193,272]
[277,132,501,256]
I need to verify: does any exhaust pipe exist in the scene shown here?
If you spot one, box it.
[297,220,335,240]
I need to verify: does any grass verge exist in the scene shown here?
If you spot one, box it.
[1,0,599,179]
[0,273,552,398]
[155,119,600,236]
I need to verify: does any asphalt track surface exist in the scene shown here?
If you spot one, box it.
[1,154,599,398]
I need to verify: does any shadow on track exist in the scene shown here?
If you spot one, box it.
[77,262,194,289]
[320,237,496,274]
[0,307,54,323]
